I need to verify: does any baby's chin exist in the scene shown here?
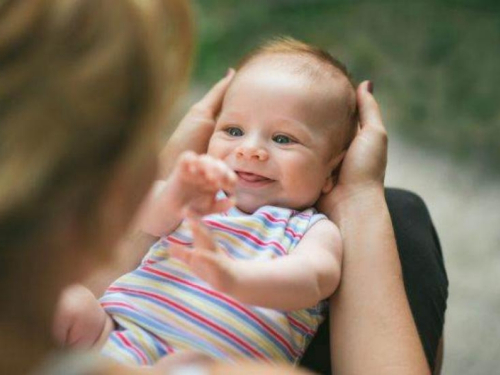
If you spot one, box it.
[233,195,312,214]
[234,200,261,214]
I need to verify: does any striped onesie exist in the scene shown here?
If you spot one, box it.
[100,202,327,365]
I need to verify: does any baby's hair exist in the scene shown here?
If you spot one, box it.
[238,36,358,151]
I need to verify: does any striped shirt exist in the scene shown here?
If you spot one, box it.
[100,203,327,365]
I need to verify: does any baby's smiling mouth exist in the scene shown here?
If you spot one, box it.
[235,171,273,186]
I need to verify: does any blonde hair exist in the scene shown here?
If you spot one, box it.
[238,36,358,151]
[0,0,192,250]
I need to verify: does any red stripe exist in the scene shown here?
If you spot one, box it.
[258,211,305,240]
[167,237,191,246]
[107,286,268,360]
[259,211,288,224]
[116,331,149,365]
[204,219,287,255]
[101,301,136,311]
[143,266,298,357]
[287,315,315,336]
[284,227,303,240]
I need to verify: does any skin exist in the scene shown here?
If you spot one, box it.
[207,59,347,213]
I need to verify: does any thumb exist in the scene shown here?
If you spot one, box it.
[195,69,235,117]
[357,80,385,132]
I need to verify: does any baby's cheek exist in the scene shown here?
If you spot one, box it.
[290,169,325,202]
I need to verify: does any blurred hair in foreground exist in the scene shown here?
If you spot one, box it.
[0,0,192,258]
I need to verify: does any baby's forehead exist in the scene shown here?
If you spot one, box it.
[235,53,352,100]
[231,55,354,124]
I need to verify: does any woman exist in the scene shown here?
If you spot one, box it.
[0,0,445,374]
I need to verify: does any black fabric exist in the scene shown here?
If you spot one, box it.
[300,188,449,374]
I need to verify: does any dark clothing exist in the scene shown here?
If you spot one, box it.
[300,188,449,374]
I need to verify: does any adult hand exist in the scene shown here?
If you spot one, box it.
[322,81,430,375]
[318,81,388,217]
[159,69,235,178]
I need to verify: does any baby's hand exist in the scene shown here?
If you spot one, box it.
[172,151,237,217]
[170,215,236,294]
[137,152,236,237]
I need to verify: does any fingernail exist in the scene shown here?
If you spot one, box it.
[226,68,234,77]
[367,80,374,94]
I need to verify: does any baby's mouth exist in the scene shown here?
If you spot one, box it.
[236,171,273,186]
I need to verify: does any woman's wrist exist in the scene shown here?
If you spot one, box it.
[327,183,386,226]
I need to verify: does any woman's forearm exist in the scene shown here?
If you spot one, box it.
[329,187,430,375]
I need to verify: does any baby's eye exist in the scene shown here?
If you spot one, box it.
[225,127,244,137]
[273,134,293,144]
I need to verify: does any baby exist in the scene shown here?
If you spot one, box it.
[54,37,358,365]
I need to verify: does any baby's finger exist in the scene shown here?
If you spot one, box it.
[200,157,236,190]
[178,151,199,175]
[169,245,194,265]
[215,160,237,192]
[187,216,217,252]
[197,155,221,183]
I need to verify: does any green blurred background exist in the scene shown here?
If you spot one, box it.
[191,0,500,172]
[188,1,500,374]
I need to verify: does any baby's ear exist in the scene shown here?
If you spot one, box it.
[321,150,347,193]
[322,176,335,194]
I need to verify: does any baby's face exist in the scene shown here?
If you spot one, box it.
[208,60,345,213]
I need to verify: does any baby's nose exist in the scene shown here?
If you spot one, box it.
[235,145,269,161]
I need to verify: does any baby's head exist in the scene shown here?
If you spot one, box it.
[208,37,358,213]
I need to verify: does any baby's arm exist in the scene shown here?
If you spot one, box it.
[85,153,236,297]
[229,219,342,310]
[53,284,113,349]
[172,218,342,311]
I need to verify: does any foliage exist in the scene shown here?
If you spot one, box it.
[191,0,500,170]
